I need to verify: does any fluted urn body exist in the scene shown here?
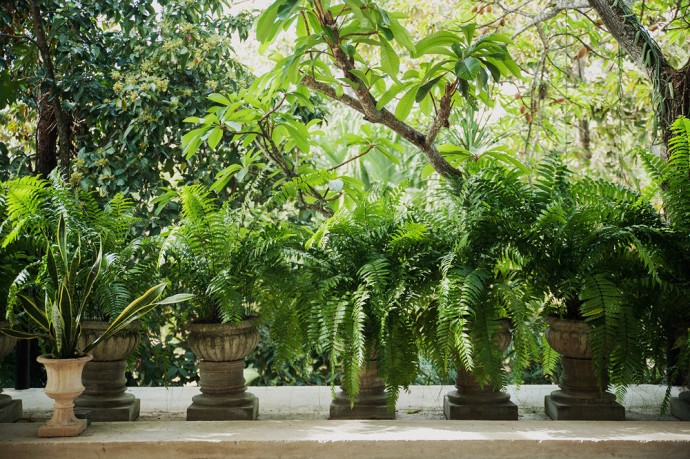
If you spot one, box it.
[37,354,93,437]
[75,321,141,421]
[544,317,624,420]
[186,319,260,421]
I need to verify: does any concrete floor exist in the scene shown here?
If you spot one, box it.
[1,384,688,458]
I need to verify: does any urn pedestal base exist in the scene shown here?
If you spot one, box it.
[444,392,518,420]
[671,391,690,420]
[545,390,625,421]
[329,389,395,420]
[544,319,625,421]
[186,360,258,421]
[443,368,517,420]
[75,360,141,421]
[544,357,624,421]
[0,394,22,423]
[330,360,394,420]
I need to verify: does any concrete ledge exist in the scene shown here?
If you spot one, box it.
[1,419,689,459]
[2,385,687,458]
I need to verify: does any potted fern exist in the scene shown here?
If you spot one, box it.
[430,167,540,420]
[0,182,24,422]
[293,188,439,419]
[640,116,690,419]
[1,215,190,437]
[525,156,666,420]
[158,185,297,421]
[1,173,166,422]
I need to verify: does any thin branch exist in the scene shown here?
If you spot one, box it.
[0,33,37,45]
[426,81,454,146]
[328,144,376,171]
[512,0,590,38]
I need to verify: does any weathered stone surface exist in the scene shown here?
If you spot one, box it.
[37,354,92,437]
[670,391,690,420]
[330,360,395,420]
[0,327,22,423]
[187,321,260,362]
[75,322,141,422]
[187,360,259,421]
[445,320,517,420]
[0,394,22,423]
[186,321,260,421]
[544,318,625,421]
[2,420,689,459]
[444,369,518,420]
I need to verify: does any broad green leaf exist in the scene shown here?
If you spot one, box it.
[455,57,481,80]
[395,86,418,121]
[276,0,299,20]
[208,127,223,150]
[389,19,415,54]
[207,93,231,106]
[256,1,282,44]
[210,164,243,192]
[415,76,443,103]
[414,31,462,57]
[376,83,406,110]
[379,38,400,76]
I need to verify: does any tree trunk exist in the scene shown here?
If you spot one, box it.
[587,0,690,158]
[35,91,57,177]
[30,1,72,176]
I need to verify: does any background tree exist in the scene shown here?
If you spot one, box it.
[1,0,253,228]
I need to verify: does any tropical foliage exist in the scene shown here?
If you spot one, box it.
[274,187,441,406]
[0,215,191,359]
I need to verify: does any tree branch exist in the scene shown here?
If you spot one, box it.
[512,0,590,38]
[426,81,454,146]
[587,0,685,149]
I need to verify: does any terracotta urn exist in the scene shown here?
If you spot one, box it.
[37,354,93,437]
[186,319,260,421]
[444,318,518,420]
[0,325,23,422]
[75,321,141,421]
[543,317,624,420]
[330,358,394,420]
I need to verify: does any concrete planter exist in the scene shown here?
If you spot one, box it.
[74,321,141,421]
[671,369,690,420]
[544,317,624,420]
[36,354,93,437]
[0,324,22,422]
[444,319,518,420]
[330,359,394,420]
[186,319,260,421]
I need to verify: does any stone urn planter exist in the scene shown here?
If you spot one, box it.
[671,369,690,420]
[330,359,394,420]
[36,354,93,437]
[444,319,518,420]
[74,321,141,421]
[186,319,260,420]
[544,317,624,420]
[0,325,23,423]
